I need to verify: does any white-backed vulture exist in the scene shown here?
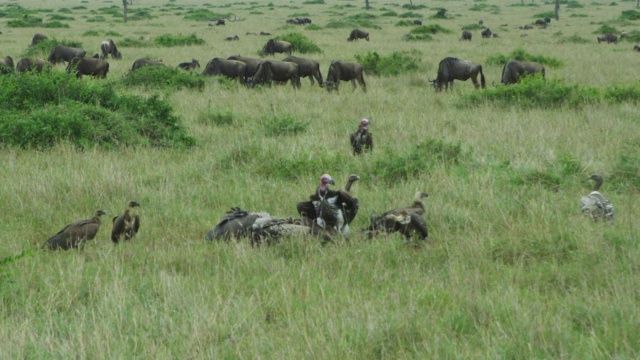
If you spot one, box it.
[350,119,373,155]
[581,174,614,223]
[43,210,107,250]
[111,201,141,243]
[364,191,429,241]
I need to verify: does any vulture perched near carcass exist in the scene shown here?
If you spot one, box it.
[206,207,272,241]
[581,174,614,223]
[296,174,359,237]
[111,201,141,244]
[42,210,107,250]
[364,191,429,241]
[350,118,373,155]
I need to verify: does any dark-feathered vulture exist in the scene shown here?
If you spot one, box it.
[111,201,141,244]
[296,174,358,236]
[364,191,430,240]
[249,217,320,245]
[206,207,272,241]
[43,210,107,250]
[350,118,373,155]
[581,174,614,223]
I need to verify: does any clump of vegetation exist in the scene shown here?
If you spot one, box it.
[458,77,600,109]
[58,8,73,14]
[593,25,619,34]
[325,16,379,29]
[469,4,500,12]
[198,110,235,126]
[106,30,122,37]
[122,66,205,91]
[305,24,322,31]
[621,30,640,42]
[154,34,205,47]
[566,1,584,8]
[261,114,309,137]
[48,14,74,21]
[414,24,452,34]
[402,4,427,10]
[620,9,640,20]
[381,11,398,17]
[95,6,121,16]
[82,30,101,37]
[371,139,464,184]
[129,9,156,21]
[22,38,83,57]
[569,13,588,17]
[558,34,590,43]
[533,11,555,18]
[183,8,230,21]
[486,48,564,68]
[86,16,107,23]
[430,8,449,19]
[354,51,421,76]
[119,37,154,48]
[276,32,322,54]
[462,23,485,31]
[603,83,640,103]
[395,20,415,26]
[610,142,640,192]
[509,168,562,191]
[303,0,325,4]
[0,72,194,149]
[399,12,422,19]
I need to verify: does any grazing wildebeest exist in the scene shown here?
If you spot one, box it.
[225,35,240,41]
[479,19,484,25]
[67,57,109,79]
[461,31,472,41]
[413,19,422,26]
[130,58,166,71]
[0,56,14,74]
[634,45,640,52]
[202,58,247,82]
[325,60,366,93]
[177,58,200,71]
[534,19,546,26]
[227,55,261,78]
[100,39,122,59]
[215,19,225,26]
[260,39,292,56]
[597,33,618,44]
[544,17,551,23]
[48,45,86,64]
[16,57,49,73]
[260,31,271,36]
[348,29,370,41]
[282,56,323,87]
[429,57,486,91]
[501,59,545,85]
[481,28,492,38]
[31,33,48,46]
[248,60,300,89]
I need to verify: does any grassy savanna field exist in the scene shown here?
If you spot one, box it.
[1,0,640,357]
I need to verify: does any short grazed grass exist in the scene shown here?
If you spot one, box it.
[0,0,639,358]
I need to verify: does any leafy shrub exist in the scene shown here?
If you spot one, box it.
[371,139,464,184]
[462,23,485,31]
[354,51,421,76]
[569,13,588,17]
[82,30,101,36]
[603,83,640,103]
[119,37,154,48]
[402,4,427,10]
[42,21,69,28]
[395,20,414,26]
[49,14,74,21]
[620,9,640,20]
[58,8,72,13]
[412,24,452,34]
[558,34,590,43]
[22,38,84,57]
[96,6,121,16]
[106,31,122,36]
[129,9,156,21]
[621,30,640,42]
[510,169,561,191]
[325,18,379,29]
[534,11,555,18]
[469,4,500,12]
[458,77,600,109]
[348,13,377,20]
[122,66,205,91]
[183,8,230,21]
[7,17,43,27]
[303,0,325,4]
[72,6,87,10]
[86,16,107,23]
[381,11,398,17]
[276,32,322,54]
[403,33,432,41]
[566,1,584,8]
[430,8,449,19]
[305,24,322,31]
[0,72,194,148]
[486,48,564,68]
[593,25,619,34]
[399,12,422,19]
[154,34,205,47]
[261,114,309,137]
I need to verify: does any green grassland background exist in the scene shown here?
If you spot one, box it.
[1,0,640,358]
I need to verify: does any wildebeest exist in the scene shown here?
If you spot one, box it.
[177,58,200,71]
[286,17,311,25]
[429,57,486,91]
[100,39,122,59]
[520,25,534,30]
[202,57,247,82]
[0,56,14,74]
[413,19,422,26]
[225,35,240,41]
[282,56,323,87]
[325,60,366,93]
[481,28,492,38]
[248,60,300,89]
[634,45,640,52]
[130,58,166,71]
[501,59,545,85]
[597,33,618,44]
[260,31,271,36]
[227,55,261,78]
[260,39,292,56]
[48,45,86,64]
[461,31,472,41]
[215,18,225,26]
[544,17,551,23]
[16,57,49,73]
[348,29,370,41]
[534,19,546,26]
[67,57,109,79]
[31,33,48,46]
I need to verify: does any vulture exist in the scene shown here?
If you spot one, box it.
[43,210,107,250]
[249,217,323,245]
[350,118,373,155]
[111,201,141,244]
[364,191,429,240]
[296,174,359,237]
[206,207,271,241]
[581,174,614,223]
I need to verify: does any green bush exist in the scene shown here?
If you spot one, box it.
[198,110,235,126]
[430,8,449,19]
[610,142,640,192]
[510,169,561,191]
[276,32,322,54]
[129,9,156,21]
[621,30,640,42]
[58,8,72,13]
[354,51,421,76]
[72,6,87,10]
[462,23,485,31]
[122,66,205,91]
[558,34,590,44]
[154,34,205,47]
[261,114,309,137]
[469,4,500,12]
[402,4,427,10]
[42,21,69,28]
[96,6,121,16]
[593,25,619,34]
[603,83,640,103]
[325,18,379,29]
[303,0,325,4]
[458,77,600,109]
[119,37,154,48]
[305,24,322,31]
[620,9,640,20]
[567,1,584,8]
[82,30,101,37]
[48,14,74,21]
[381,11,398,17]
[22,39,84,58]
[105,31,122,37]
[86,16,107,23]
[7,17,43,27]
[399,12,422,19]
[411,24,452,34]
[183,8,230,21]
[0,72,194,149]
[486,48,564,68]
[533,11,555,18]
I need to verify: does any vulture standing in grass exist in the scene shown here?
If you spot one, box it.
[296,174,359,237]
[364,191,429,240]
[350,118,373,155]
[111,201,141,243]
[581,174,614,223]
[43,210,107,250]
